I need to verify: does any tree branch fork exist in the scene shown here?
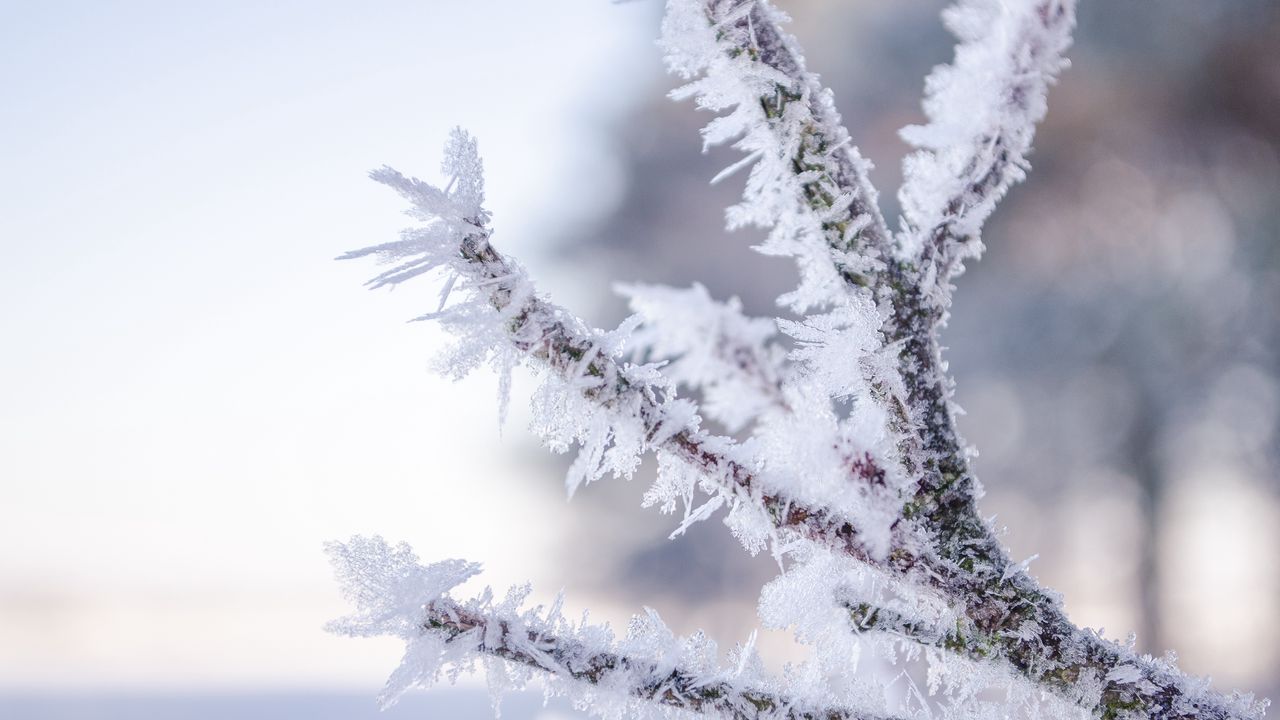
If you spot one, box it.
[330,2,1269,719]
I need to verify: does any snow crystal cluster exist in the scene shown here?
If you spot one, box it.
[896,0,1076,274]
[327,2,1269,720]
[617,283,784,434]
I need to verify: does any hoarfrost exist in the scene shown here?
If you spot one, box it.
[661,0,887,313]
[898,0,1076,273]
[330,2,1270,720]
[618,282,786,432]
[327,537,873,720]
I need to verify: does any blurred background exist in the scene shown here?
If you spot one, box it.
[1,1,1276,717]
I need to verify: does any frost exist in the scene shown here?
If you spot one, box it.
[325,537,483,707]
[331,2,1269,719]
[1000,552,1039,582]
[661,0,889,313]
[344,132,712,503]
[723,493,772,556]
[531,373,648,496]
[777,297,882,402]
[1106,664,1143,685]
[617,282,786,432]
[897,0,1076,271]
[753,393,901,561]
[440,128,485,218]
[325,535,480,640]
[327,538,866,720]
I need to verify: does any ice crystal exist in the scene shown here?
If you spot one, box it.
[329,3,1270,720]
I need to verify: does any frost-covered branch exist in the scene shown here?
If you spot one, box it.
[332,3,1273,720]
[653,2,1268,718]
[419,599,886,720]
[659,0,935,504]
[328,536,890,720]
[766,552,1266,720]
[881,0,1077,524]
[898,0,1076,282]
[661,0,929,566]
[342,113,1265,720]
[344,129,721,496]
[345,130,913,564]
[662,0,892,311]
[842,589,1265,720]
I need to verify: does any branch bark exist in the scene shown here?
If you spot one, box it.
[843,593,1251,720]
[701,0,894,288]
[422,598,890,720]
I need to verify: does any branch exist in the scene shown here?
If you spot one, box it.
[842,582,1266,720]
[898,0,1077,282]
[327,536,894,720]
[345,131,911,565]
[659,1,1075,507]
[660,1,948,501]
[662,0,893,311]
[423,599,888,720]
[352,142,1240,720]
[348,72,1266,720]
[880,0,1078,522]
[837,14,1260,717]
